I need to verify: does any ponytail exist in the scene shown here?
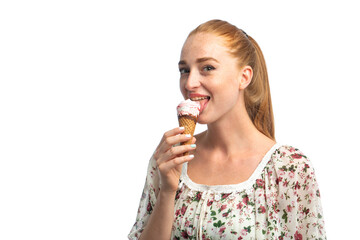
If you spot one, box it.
[245,36,275,141]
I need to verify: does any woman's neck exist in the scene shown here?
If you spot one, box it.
[203,102,273,157]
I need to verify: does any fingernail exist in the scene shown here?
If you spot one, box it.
[185,134,191,138]
[190,144,196,148]
[179,127,185,130]
[188,154,194,159]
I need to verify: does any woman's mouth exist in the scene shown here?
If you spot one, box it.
[190,96,210,101]
[190,96,210,113]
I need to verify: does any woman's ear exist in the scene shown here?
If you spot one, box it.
[238,66,253,90]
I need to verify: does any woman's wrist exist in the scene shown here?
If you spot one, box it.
[159,188,177,199]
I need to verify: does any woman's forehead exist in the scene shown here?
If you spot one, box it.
[180,33,231,63]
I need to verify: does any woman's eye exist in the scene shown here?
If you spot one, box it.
[179,68,189,74]
[203,65,215,72]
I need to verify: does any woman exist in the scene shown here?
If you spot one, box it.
[128,19,326,240]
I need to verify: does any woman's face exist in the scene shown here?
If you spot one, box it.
[179,33,246,124]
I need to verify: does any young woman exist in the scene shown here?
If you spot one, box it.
[128,19,326,240]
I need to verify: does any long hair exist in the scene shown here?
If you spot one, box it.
[188,19,275,141]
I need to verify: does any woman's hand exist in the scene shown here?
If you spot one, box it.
[153,127,196,194]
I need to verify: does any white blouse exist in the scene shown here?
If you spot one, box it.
[128,143,326,239]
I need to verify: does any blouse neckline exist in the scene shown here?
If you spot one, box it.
[180,142,282,193]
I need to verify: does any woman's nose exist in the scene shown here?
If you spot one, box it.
[185,71,201,91]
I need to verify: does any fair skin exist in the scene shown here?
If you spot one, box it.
[180,33,276,185]
[139,32,276,240]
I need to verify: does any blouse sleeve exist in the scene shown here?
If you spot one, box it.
[128,153,160,240]
[275,146,326,239]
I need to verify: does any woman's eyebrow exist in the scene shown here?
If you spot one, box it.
[196,57,219,63]
[178,57,219,66]
[178,60,186,66]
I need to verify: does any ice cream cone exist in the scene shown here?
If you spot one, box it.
[177,99,200,155]
[178,115,197,146]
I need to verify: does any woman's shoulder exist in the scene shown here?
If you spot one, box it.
[271,144,315,173]
[270,144,322,206]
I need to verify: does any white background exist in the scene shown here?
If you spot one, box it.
[1,0,359,239]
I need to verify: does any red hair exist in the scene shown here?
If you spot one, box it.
[188,19,275,141]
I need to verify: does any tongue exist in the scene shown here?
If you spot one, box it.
[198,99,209,113]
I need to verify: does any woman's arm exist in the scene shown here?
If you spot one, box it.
[276,146,326,239]
[128,127,196,240]
[138,190,176,240]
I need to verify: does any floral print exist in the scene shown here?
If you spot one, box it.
[128,144,326,239]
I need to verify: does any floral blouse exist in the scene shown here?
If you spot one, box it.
[128,143,326,239]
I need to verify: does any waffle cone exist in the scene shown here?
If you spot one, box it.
[178,115,197,148]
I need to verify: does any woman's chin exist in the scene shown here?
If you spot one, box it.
[197,115,209,125]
